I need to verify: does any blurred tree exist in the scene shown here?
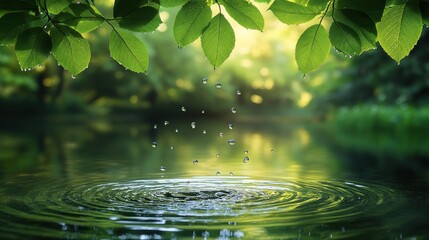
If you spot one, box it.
[312,30,429,110]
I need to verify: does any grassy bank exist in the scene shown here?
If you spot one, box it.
[327,105,429,156]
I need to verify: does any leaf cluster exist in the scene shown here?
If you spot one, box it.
[0,0,428,75]
[274,0,426,73]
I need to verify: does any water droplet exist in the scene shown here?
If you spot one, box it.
[203,130,206,134]
[231,107,237,113]
[152,142,158,148]
[160,166,166,171]
[219,132,224,137]
[236,90,242,95]
[215,82,222,89]
[216,153,220,157]
[193,159,198,164]
[170,146,174,150]
[153,124,157,129]
[191,121,196,129]
[71,75,76,79]
[229,171,234,176]
[243,156,250,163]
[228,139,236,146]
[175,128,179,133]
[244,150,248,154]
[181,106,186,112]
[201,110,205,114]
[164,121,169,126]
[202,77,208,84]
[216,171,221,176]
[228,123,233,130]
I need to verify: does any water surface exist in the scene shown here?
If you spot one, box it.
[0,119,428,239]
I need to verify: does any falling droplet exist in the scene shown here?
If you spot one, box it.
[193,159,198,164]
[243,156,250,163]
[229,172,234,176]
[203,130,206,134]
[191,121,196,129]
[215,82,222,89]
[160,166,166,171]
[216,171,221,176]
[201,110,205,114]
[228,123,233,130]
[153,124,157,129]
[170,146,174,150]
[219,132,224,137]
[216,153,220,157]
[202,77,208,84]
[152,142,158,148]
[231,107,237,113]
[175,128,179,133]
[164,121,169,126]
[244,150,248,154]
[181,106,186,112]
[236,90,242,95]
[228,139,236,146]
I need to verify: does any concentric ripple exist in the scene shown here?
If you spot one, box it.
[0,177,405,239]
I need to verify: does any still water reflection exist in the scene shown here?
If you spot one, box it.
[0,119,428,239]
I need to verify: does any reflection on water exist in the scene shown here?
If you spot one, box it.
[0,120,428,239]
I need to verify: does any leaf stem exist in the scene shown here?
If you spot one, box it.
[318,0,333,27]
[215,0,222,14]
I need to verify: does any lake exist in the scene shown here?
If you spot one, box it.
[0,118,428,239]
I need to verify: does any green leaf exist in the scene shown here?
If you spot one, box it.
[54,3,104,33]
[219,0,264,31]
[336,9,377,53]
[329,22,361,55]
[201,13,235,68]
[0,0,38,13]
[146,1,161,10]
[377,0,422,62]
[295,24,331,73]
[119,6,161,32]
[269,0,320,24]
[160,0,189,7]
[15,27,51,70]
[109,27,148,73]
[307,0,330,11]
[113,0,148,18]
[0,12,40,46]
[173,0,212,47]
[336,0,386,22]
[45,0,71,15]
[51,25,91,76]
[386,0,407,6]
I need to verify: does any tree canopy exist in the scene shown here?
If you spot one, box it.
[0,0,428,76]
